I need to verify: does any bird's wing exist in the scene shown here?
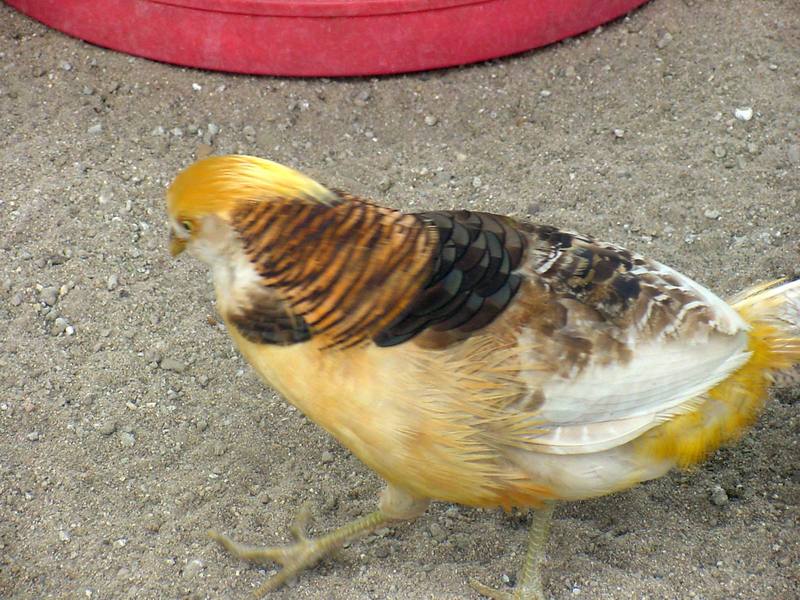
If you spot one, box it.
[390,212,751,454]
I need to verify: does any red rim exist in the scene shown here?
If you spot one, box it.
[7,0,651,76]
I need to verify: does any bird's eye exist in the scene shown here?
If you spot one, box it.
[180,220,194,233]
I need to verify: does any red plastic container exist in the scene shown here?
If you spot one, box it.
[6,0,650,76]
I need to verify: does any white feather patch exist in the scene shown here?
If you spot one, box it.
[530,332,751,454]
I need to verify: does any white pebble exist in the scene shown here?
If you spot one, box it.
[734,107,753,121]
[183,558,205,578]
[191,83,202,91]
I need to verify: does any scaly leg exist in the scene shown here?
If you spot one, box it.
[470,501,555,600]
[209,484,429,597]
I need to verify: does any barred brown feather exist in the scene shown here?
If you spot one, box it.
[231,195,435,348]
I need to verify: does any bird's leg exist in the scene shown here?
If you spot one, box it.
[209,484,429,597]
[470,501,555,600]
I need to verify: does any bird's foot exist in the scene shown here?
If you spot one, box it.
[209,503,388,596]
[209,503,325,596]
[469,577,545,600]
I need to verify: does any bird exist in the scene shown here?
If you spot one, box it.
[166,154,800,599]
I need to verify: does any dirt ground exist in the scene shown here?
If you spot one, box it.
[1,1,799,599]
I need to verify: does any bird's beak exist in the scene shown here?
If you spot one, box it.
[169,232,187,257]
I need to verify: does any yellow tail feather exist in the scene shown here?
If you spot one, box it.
[639,279,800,467]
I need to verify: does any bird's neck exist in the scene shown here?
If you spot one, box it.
[229,196,436,347]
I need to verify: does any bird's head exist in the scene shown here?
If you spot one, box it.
[166,154,337,257]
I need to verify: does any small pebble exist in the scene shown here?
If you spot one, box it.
[160,357,186,373]
[243,125,256,142]
[52,317,68,335]
[98,420,117,436]
[353,90,371,107]
[11,293,22,306]
[613,128,625,139]
[27,431,40,441]
[171,127,184,137]
[87,123,103,134]
[144,516,164,533]
[106,274,119,291]
[183,559,205,578]
[714,145,727,158]
[424,115,438,127]
[428,522,447,542]
[710,485,729,506]
[321,451,334,465]
[704,209,720,220]
[120,432,136,448]
[455,152,467,162]
[656,31,673,49]
[40,286,58,306]
[204,123,220,144]
[734,107,753,121]
[191,83,201,91]
[378,178,393,193]
[59,60,72,71]
[471,176,482,189]
[212,442,226,457]
[540,89,552,98]
[59,530,71,542]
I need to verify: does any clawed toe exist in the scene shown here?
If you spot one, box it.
[208,504,328,595]
[209,504,390,596]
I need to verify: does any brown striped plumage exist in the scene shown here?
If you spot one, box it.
[166,155,800,599]
[232,196,435,348]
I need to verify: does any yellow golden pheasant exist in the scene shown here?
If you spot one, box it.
[166,155,800,599]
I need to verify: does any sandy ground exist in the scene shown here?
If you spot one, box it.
[1,1,799,599]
